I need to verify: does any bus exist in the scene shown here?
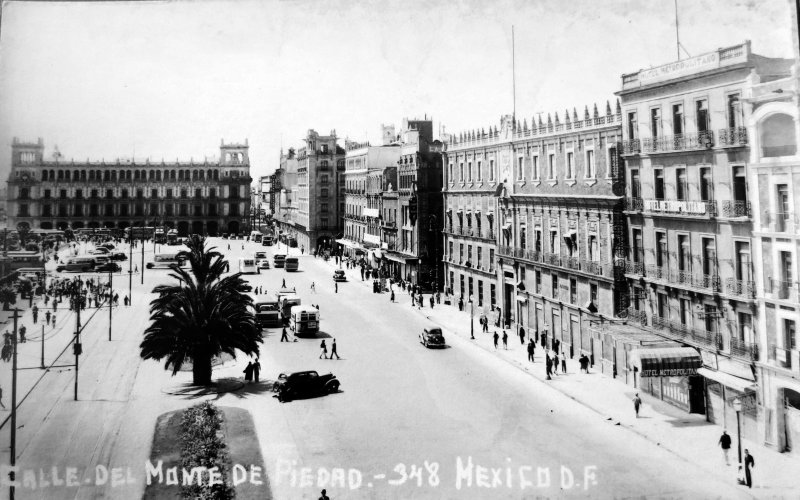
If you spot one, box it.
[154,228,166,244]
[166,229,179,245]
[278,294,301,323]
[289,305,319,336]
[124,226,156,240]
[146,253,186,269]
[285,256,299,272]
[262,235,274,246]
[273,253,286,268]
[251,298,281,328]
[250,231,262,243]
[238,258,259,274]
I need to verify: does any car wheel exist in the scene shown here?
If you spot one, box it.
[328,381,340,394]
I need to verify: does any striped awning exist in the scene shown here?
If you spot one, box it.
[631,347,702,377]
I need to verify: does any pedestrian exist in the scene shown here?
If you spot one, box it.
[301,246,305,255]
[633,393,642,418]
[253,358,261,382]
[51,313,56,327]
[493,331,499,349]
[502,330,508,349]
[519,326,525,344]
[282,278,286,288]
[553,338,560,355]
[319,489,330,500]
[527,340,535,362]
[436,292,441,304]
[482,316,489,333]
[32,305,38,324]
[743,449,755,488]
[561,353,567,373]
[552,352,559,375]
[319,339,328,359]
[335,281,338,293]
[311,282,316,293]
[228,244,231,250]
[243,361,253,382]
[134,264,138,273]
[579,354,589,373]
[718,430,732,465]
[390,290,395,302]
[330,338,340,360]
[546,355,553,380]
[52,301,57,312]
[19,326,26,343]
[429,295,434,308]
[45,311,51,325]
[280,326,290,342]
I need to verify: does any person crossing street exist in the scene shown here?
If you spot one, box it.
[330,338,340,360]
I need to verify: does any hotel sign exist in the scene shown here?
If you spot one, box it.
[639,52,719,85]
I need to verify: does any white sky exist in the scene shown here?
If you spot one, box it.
[0,0,794,182]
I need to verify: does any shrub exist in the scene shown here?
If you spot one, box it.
[179,402,234,500]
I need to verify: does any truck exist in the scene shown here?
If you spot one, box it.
[278,294,301,324]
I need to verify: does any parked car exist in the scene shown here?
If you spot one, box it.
[90,247,110,255]
[100,243,115,250]
[95,262,122,273]
[273,371,340,402]
[109,252,127,261]
[419,327,446,348]
[258,260,270,270]
[333,270,347,282]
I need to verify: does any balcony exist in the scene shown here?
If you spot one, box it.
[652,315,721,349]
[717,127,748,147]
[622,139,641,154]
[720,200,751,218]
[642,265,721,292]
[725,278,755,298]
[624,197,644,212]
[544,252,562,267]
[641,198,717,217]
[624,259,644,275]
[641,131,714,153]
[768,278,798,301]
[626,307,648,325]
[729,337,759,361]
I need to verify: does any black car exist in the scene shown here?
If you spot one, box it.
[109,252,127,261]
[273,371,340,402]
[419,327,446,348]
[240,283,253,292]
[95,262,122,273]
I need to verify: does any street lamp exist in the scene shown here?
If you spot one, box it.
[469,295,474,339]
[732,397,743,465]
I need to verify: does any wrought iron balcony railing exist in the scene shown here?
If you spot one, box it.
[729,337,759,361]
[641,198,717,217]
[641,131,714,153]
[622,139,641,154]
[717,127,748,147]
[651,315,721,349]
[725,278,755,298]
[721,200,751,218]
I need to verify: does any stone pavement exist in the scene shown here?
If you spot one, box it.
[316,256,800,498]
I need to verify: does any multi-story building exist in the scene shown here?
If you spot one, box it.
[294,130,345,253]
[6,138,252,236]
[746,39,800,452]
[391,119,444,289]
[618,41,793,437]
[444,106,626,357]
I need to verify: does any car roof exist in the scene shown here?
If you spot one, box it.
[289,370,319,377]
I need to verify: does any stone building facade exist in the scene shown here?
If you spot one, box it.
[6,138,252,236]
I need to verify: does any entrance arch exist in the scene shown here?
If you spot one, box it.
[177,221,190,236]
[206,221,219,236]
[40,222,53,230]
[191,221,204,236]
[56,221,69,231]
[227,220,240,235]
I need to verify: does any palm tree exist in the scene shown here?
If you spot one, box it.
[140,235,260,386]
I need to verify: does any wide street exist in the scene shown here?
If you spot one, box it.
[1,237,751,499]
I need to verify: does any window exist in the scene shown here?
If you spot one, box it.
[448,241,453,260]
[702,237,716,276]
[44,189,51,199]
[777,184,790,230]
[532,155,539,180]
[570,278,577,304]
[193,204,202,216]
[732,166,747,204]
[165,204,173,216]
[590,283,598,307]
[60,189,67,199]
[489,159,496,181]
[678,235,690,272]
[588,235,598,261]
[627,111,638,140]
[676,168,687,200]
[489,248,495,271]
[585,149,595,178]
[680,299,691,327]
[195,188,202,199]
[468,161,473,182]
[476,160,482,181]
[517,157,524,180]
[655,232,667,268]
[550,230,559,254]
[180,204,188,216]
[657,292,669,318]
[320,175,329,185]
[320,218,329,229]
[460,274,465,297]
[672,103,684,135]
[448,163,453,182]
[477,247,483,268]
[104,204,113,216]
[321,188,329,197]
[42,204,52,217]
[208,204,217,216]
[519,226,527,250]
[490,283,496,309]
[700,167,713,201]
[696,99,709,132]
[150,203,158,215]
[135,203,144,216]
[209,188,216,199]
[17,204,29,216]
[566,152,574,179]
[632,228,644,263]
[166,188,173,199]
[321,203,329,213]
[631,170,640,198]
[727,94,742,129]
[181,189,187,199]
[737,312,752,342]
[535,270,542,294]
[552,274,559,299]
[650,108,661,138]
[121,189,129,199]
[91,189,98,198]
[119,204,128,216]
[784,319,796,351]
[478,281,484,307]
[459,162,464,181]
[467,244,473,266]
[654,169,665,200]
[468,277,473,298]
[548,153,556,179]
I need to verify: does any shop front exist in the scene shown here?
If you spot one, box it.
[591,324,675,384]
[630,346,705,413]
[698,353,759,442]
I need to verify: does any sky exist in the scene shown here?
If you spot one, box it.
[0,0,794,183]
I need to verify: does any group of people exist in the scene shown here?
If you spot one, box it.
[242,358,262,382]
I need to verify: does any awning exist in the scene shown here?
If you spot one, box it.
[502,223,512,238]
[486,210,494,219]
[697,368,756,392]
[446,208,452,215]
[631,347,702,377]
[457,209,463,214]
[335,239,355,248]
[385,252,419,264]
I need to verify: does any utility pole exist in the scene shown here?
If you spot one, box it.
[74,277,82,401]
[141,223,145,285]
[108,267,113,341]
[40,323,45,369]
[128,228,133,300]
[9,309,19,500]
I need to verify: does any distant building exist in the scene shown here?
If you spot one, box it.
[6,138,252,236]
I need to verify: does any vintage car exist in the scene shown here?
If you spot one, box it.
[419,327,446,348]
[333,270,347,282]
[240,282,253,293]
[273,371,340,402]
[258,260,270,270]
[95,262,122,273]
[109,252,128,261]
[90,247,110,255]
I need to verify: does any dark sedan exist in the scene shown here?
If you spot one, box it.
[273,371,340,402]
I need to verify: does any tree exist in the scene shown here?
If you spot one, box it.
[140,235,260,386]
[0,285,17,311]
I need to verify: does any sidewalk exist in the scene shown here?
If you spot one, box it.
[314,256,799,498]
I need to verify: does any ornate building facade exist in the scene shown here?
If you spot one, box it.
[6,138,252,236]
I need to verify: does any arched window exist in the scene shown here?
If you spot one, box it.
[156,171,161,181]
[760,113,796,157]
[199,170,205,180]
[111,171,117,181]
[150,169,155,180]
[50,170,55,180]
[57,170,63,180]
[214,170,219,180]
[42,170,48,181]
[81,170,86,180]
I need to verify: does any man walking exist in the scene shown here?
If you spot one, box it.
[319,339,328,359]
[718,430,732,465]
[330,338,340,360]
[561,354,567,373]
[493,331,499,349]
[280,326,290,342]
[502,330,508,349]
[311,282,316,293]
[545,355,552,380]
[45,311,51,326]
[527,340,535,362]
[32,305,38,324]
[552,351,559,376]
[252,358,261,383]
[743,449,755,488]
[482,316,489,333]
[429,295,434,308]
[390,290,395,302]
[519,326,525,345]
[335,281,338,293]
[633,393,642,418]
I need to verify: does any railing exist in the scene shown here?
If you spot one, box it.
[771,345,793,369]
[624,197,644,211]
[641,265,721,292]
[544,252,562,267]
[721,200,751,218]
[642,199,717,217]
[624,259,644,275]
[718,127,748,147]
[768,278,798,301]
[645,264,667,280]
[652,315,721,349]
[725,278,755,298]
[626,307,647,325]
[641,131,714,153]
[730,337,759,361]
[498,245,514,257]
[564,256,581,271]
[622,139,641,154]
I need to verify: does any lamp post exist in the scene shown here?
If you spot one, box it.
[469,295,474,339]
[732,397,743,465]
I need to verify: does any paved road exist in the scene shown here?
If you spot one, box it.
[1,238,752,499]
